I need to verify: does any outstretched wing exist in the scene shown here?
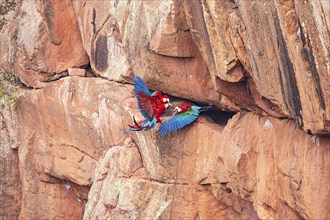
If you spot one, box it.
[133,76,154,121]
[159,109,199,135]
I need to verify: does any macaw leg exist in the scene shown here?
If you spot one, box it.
[155,116,161,123]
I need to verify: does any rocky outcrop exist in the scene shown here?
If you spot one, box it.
[84,126,258,220]
[16,77,135,219]
[72,0,239,111]
[0,0,329,219]
[182,0,330,134]
[216,113,329,219]
[0,69,22,219]
[0,104,21,219]
[0,0,89,88]
[72,0,329,134]
[84,109,329,220]
[11,74,330,219]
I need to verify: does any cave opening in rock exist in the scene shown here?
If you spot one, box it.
[203,109,235,126]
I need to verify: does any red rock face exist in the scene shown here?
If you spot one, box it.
[181,0,330,134]
[218,113,330,219]
[16,78,136,219]
[0,104,21,219]
[0,0,89,88]
[0,0,329,219]
[72,0,239,111]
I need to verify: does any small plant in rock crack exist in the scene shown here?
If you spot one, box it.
[0,68,23,107]
[3,69,24,86]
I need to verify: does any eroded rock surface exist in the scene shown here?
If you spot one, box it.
[0,104,21,219]
[72,0,239,111]
[216,112,330,220]
[84,129,258,220]
[84,110,329,220]
[0,0,89,88]
[7,74,330,220]
[72,0,329,134]
[182,0,330,134]
[16,77,137,219]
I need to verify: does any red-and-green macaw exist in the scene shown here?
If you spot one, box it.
[159,102,214,135]
[127,76,171,132]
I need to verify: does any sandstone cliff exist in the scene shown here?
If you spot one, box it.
[0,0,329,219]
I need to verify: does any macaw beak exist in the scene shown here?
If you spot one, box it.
[165,102,172,108]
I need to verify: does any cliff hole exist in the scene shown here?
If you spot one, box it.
[84,63,96,77]
[203,109,235,126]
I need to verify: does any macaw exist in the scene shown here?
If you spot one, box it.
[159,101,214,135]
[127,76,171,132]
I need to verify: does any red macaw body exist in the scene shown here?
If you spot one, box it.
[127,77,171,132]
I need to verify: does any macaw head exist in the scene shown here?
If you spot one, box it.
[161,95,171,108]
[175,102,192,113]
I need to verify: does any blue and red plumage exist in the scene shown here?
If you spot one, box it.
[127,76,171,132]
[159,102,214,135]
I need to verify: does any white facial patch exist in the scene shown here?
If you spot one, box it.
[175,107,182,112]
[162,98,167,102]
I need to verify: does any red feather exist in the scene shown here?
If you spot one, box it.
[136,89,170,124]
[138,92,154,120]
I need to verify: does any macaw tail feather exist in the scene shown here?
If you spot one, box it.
[199,105,216,112]
[125,116,150,132]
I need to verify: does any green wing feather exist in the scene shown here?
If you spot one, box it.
[159,107,200,135]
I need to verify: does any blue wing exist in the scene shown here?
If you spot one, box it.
[133,76,151,96]
[159,108,200,135]
[133,77,154,121]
